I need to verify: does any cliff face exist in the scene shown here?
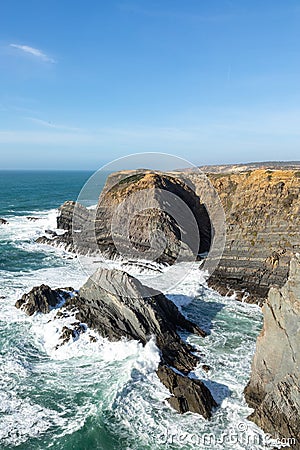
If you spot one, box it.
[190,169,300,304]
[38,171,212,264]
[244,255,300,448]
[94,171,211,262]
[37,167,300,304]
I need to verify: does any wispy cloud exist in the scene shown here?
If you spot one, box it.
[25,117,83,132]
[9,44,56,63]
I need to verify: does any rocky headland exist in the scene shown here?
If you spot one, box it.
[37,171,212,264]
[186,167,300,304]
[37,166,300,305]
[31,162,300,438]
[244,254,300,449]
[15,268,217,418]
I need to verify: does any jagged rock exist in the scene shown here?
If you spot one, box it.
[156,364,217,418]
[56,322,86,347]
[15,284,72,316]
[61,267,216,417]
[36,171,212,264]
[0,218,8,225]
[57,200,91,231]
[15,269,216,417]
[26,216,40,221]
[65,268,206,373]
[244,255,300,448]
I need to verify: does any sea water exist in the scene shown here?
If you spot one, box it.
[0,171,272,450]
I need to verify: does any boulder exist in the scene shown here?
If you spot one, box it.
[156,364,217,418]
[16,267,216,418]
[244,255,300,448]
[65,268,206,373]
[15,284,72,316]
[0,218,8,225]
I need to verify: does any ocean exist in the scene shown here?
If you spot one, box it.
[0,171,268,450]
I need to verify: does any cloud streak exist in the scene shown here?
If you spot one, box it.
[26,117,83,132]
[10,44,56,63]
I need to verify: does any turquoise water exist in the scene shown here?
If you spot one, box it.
[0,171,266,450]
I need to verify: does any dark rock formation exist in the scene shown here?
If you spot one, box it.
[26,216,40,221]
[36,171,212,264]
[156,364,217,418]
[244,255,300,448]
[57,200,91,231]
[16,269,217,418]
[186,168,300,304]
[15,284,73,316]
[0,218,8,225]
[58,323,87,346]
[65,267,206,374]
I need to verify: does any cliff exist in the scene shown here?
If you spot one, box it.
[38,171,212,264]
[244,254,300,448]
[37,167,300,304]
[188,168,300,304]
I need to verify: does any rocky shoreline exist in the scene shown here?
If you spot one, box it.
[37,171,212,266]
[36,167,300,305]
[17,165,300,444]
[16,268,217,418]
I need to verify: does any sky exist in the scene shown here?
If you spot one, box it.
[0,0,300,169]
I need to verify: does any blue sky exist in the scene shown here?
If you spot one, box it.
[0,0,300,169]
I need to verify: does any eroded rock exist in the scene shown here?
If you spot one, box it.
[65,267,206,374]
[15,284,73,316]
[15,268,216,418]
[36,171,212,264]
[157,364,217,418]
[244,255,300,448]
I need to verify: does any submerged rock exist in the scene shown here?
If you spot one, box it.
[157,364,217,418]
[244,254,300,448]
[26,216,40,221]
[0,218,8,225]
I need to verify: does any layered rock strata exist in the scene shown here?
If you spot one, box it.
[37,171,212,264]
[244,255,300,448]
[187,169,300,304]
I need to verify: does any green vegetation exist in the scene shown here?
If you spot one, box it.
[117,173,144,186]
